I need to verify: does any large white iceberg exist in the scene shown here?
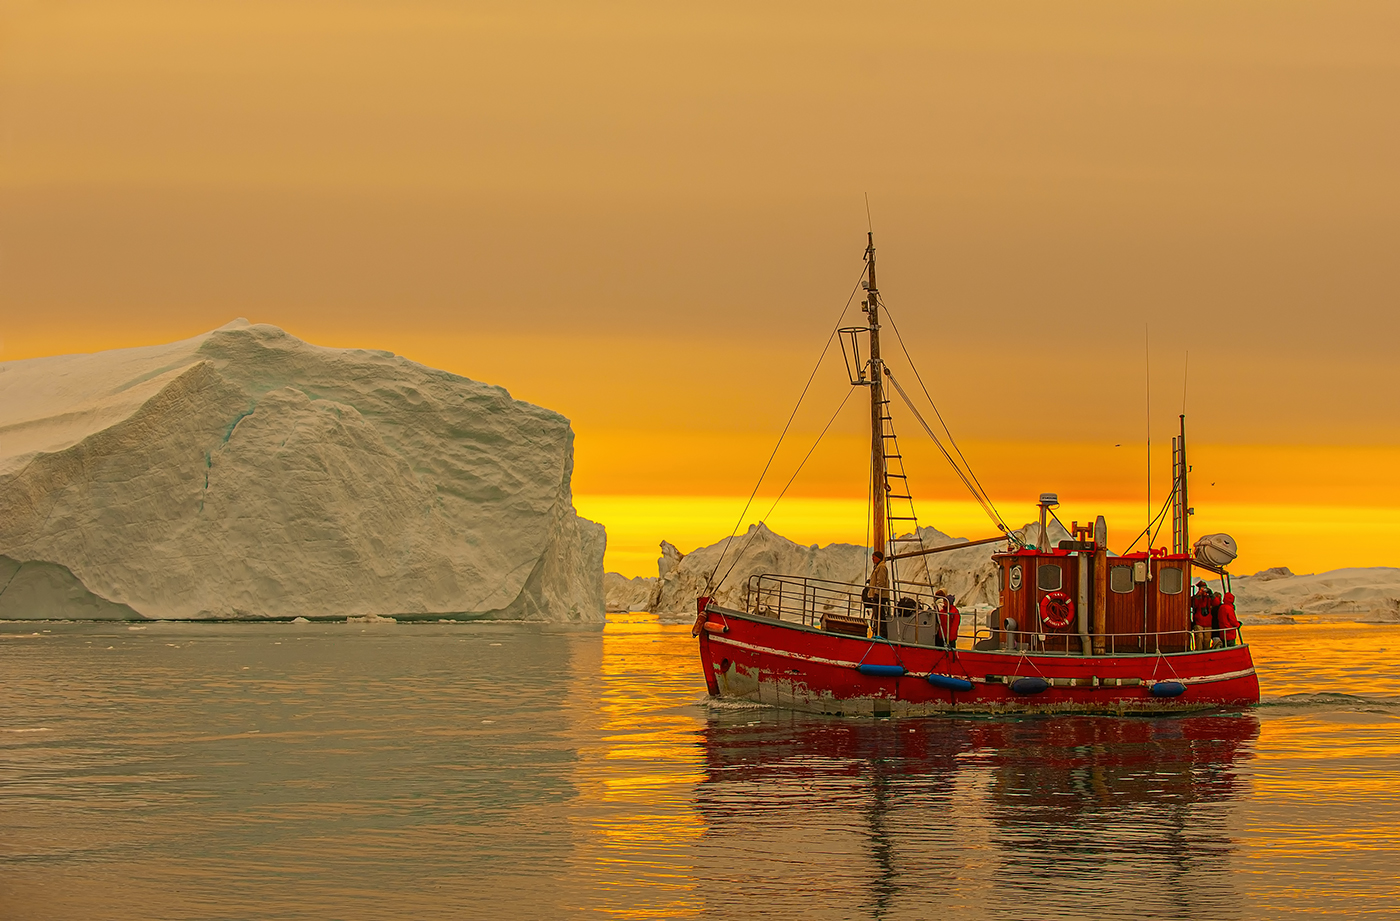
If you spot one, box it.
[0,320,605,621]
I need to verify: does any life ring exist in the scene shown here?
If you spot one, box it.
[1040,591,1074,630]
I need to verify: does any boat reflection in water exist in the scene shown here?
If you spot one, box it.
[692,709,1259,919]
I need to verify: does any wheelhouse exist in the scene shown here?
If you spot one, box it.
[994,544,1193,655]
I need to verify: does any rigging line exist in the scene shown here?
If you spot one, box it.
[884,369,1004,532]
[1122,480,1179,555]
[881,368,979,505]
[885,423,932,580]
[705,263,871,588]
[714,387,857,590]
[865,421,874,581]
[879,299,1011,533]
[1147,479,1178,550]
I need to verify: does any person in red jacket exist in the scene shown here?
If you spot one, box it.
[940,593,961,650]
[1218,592,1241,647]
[1190,581,1214,650]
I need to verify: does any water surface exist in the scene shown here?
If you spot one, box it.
[1,619,1396,919]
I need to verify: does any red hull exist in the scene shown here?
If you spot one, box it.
[696,606,1259,716]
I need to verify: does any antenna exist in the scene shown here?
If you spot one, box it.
[1145,323,1151,544]
[864,193,873,233]
[1181,350,1190,415]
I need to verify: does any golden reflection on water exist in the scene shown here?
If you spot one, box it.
[1236,624,1400,916]
[567,613,706,919]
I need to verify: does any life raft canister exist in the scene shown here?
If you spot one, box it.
[1039,591,1074,629]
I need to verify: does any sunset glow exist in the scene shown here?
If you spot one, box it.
[3,1,1396,580]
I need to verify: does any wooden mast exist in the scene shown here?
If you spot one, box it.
[865,232,888,561]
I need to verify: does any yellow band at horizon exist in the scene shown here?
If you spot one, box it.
[575,494,1400,580]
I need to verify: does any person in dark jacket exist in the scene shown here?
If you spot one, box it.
[865,551,891,639]
[1190,581,1214,650]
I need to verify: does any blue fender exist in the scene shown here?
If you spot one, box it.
[927,673,974,692]
[857,663,906,678]
[1151,680,1187,698]
[1010,676,1051,695]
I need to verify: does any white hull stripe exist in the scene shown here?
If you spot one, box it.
[706,634,1256,686]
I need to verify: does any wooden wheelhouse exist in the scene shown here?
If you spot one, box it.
[994,546,1193,656]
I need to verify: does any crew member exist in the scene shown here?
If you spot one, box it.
[1211,591,1224,647]
[938,592,962,650]
[1218,591,1240,647]
[866,550,891,639]
[1190,581,1213,651]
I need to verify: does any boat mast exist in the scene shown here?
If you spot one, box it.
[865,232,888,561]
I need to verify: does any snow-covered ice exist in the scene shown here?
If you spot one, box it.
[642,523,1400,625]
[1227,566,1400,622]
[645,520,1069,617]
[0,320,604,621]
[603,572,657,613]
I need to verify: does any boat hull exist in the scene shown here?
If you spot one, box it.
[696,606,1259,716]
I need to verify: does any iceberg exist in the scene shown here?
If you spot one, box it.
[0,320,605,621]
[603,572,658,613]
[1227,566,1400,622]
[645,522,1400,626]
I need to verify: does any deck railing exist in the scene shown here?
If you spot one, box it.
[743,573,948,630]
[741,573,1244,655]
[968,626,1244,656]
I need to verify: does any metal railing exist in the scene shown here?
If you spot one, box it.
[971,626,1245,656]
[741,573,1244,656]
[743,573,967,645]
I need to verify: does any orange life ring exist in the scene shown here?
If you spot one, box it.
[1040,591,1074,630]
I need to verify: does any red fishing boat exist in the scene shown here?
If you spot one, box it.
[692,234,1259,715]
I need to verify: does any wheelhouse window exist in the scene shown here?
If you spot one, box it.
[1110,565,1134,594]
[1158,567,1184,595]
[1037,562,1063,592]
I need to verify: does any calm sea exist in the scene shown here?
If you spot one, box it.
[2,618,1396,920]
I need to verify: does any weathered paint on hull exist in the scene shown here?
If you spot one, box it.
[697,606,1260,716]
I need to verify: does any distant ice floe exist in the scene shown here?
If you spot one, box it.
[604,572,658,613]
[609,526,1400,625]
[616,519,1068,618]
[1228,567,1400,623]
[0,321,604,623]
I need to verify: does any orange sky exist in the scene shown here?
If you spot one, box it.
[2,2,1397,577]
